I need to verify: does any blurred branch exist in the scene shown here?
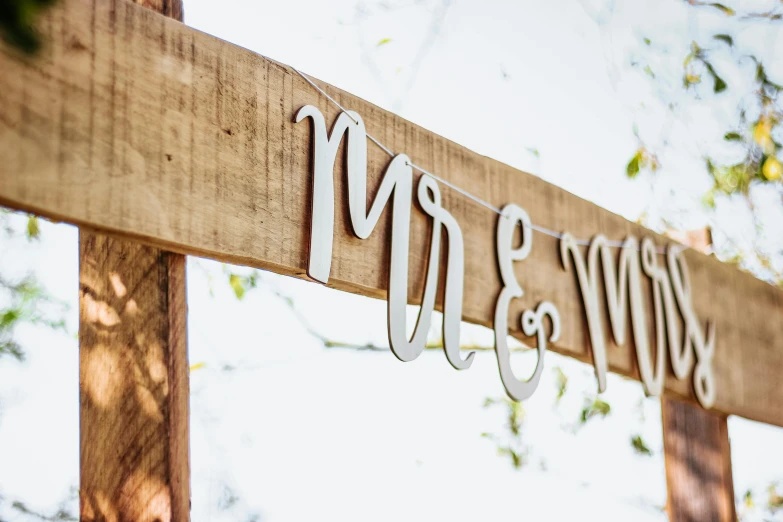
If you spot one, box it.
[225,267,532,354]
[0,274,68,361]
[685,1,783,21]
[0,212,70,362]
[353,0,453,112]
[0,487,78,522]
[10,501,76,522]
[482,397,530,470]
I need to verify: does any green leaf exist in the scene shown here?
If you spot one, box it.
[724,131,742,141]
[643,37,651,45]
[508,400,525,436]
[554,366,568,403]
[704,61,727,93]
[709,160,753,195]
[713,74,727,92]
[26,215,40,240]
[229,274,245,300]
[0,309,21,328]
[754,60,783,90]
[376,37,392,47]
[510,449,524,469]
[626,151,642,178]
[709,3,735,16]
[594,398,610,415]
[683,70,701,87]
[701,189,717,208]
[0,0,58,54]
[643,65,655,78]
[497,447,526,469]
[631,434,653,456]
[227,271,259,300]
[756,62,768,83]
[580,397,611,424]
[713,34,733,46]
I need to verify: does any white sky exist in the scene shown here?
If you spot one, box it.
[1,0,783,521]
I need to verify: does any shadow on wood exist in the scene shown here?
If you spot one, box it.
[79,233,189,522]
[662,396,736,522]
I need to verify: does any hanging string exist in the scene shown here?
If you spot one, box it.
[293,67,672,254]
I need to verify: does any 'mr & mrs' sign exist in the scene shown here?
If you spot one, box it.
[296,105,716,408]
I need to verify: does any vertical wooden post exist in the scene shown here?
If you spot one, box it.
[79,4,187,522]
[128,0,183,20]
[662,397,736,522]
[661,228,735,522]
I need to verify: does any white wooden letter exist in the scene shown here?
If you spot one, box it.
[418,175,474,370]
[667,247,716,407]
[296,106,470,367]
[561,234,669,396]
[493,204,560,401]
[559,233,609,393]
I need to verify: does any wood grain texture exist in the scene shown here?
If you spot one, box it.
[131,0,183,21]
[662,396,736,522]
[80,232,190,522]
[1,0,782,425]
[79,4,188,522]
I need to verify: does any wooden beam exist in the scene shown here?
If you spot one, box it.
[1,0,782,425]
[78,2,189,522]
[79,234,190,522]
[662,396,736,522]
[130,0,183,20]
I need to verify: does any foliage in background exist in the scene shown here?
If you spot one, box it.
[0,274,66,361]
[0,210,71,519]
[739,483,783,521]
[0,487,78,522]
[580,396,612,424]
[621,0,783,283]
[0,0,57,54]
[601,1,783,517]
[0,211,68,362]
[481,397,530,470]
[631,434,653,456]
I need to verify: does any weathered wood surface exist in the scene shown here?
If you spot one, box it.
[1,0,782,425]
[80,233,190,522]
[131,0,183,20]
[79,4,189,521]
[662,396,736,522]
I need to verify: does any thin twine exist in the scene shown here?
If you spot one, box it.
[294,67,671,254]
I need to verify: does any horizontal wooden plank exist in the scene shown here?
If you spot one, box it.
[1,0,781,425]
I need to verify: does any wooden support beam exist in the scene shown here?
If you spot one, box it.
[662,396,736,522]
[79,234,190,522]
[1,0,782,425]
[130,0,184,20]
[79,3,189,522]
